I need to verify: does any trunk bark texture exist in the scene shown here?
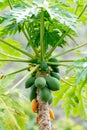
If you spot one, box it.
[37,94,51,130]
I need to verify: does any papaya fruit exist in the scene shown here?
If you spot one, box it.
[40,61,48,71]
[39,87,52,102]
[36,116,39,124]
[25,77,35,88]
[46,76,60,91]
[49,58,58,63]
[35,77,46,88]
[49,109,55,120]
[50,72,60,80]
[48,58,58,67]
[29,58,39,64]
[51,66,59,73]
[29,84,37,101]
[31,99,38,113]
[48,94,53,104]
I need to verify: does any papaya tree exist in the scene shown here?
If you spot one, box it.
[0,0,87,130]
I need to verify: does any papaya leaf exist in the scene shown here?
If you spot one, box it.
[0,38,22,58]
[66,57,87,84]
[53,75,87,119]
[0,86,29,130]
[0,75,15,88]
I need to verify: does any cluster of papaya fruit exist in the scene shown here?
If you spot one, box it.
[25,58,60,122]
[25,58,60,103]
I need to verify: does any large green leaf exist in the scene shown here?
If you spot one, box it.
[66,57,87,84]
[0,86,29,130]
[0,38,22,57]
[53,76,87,119]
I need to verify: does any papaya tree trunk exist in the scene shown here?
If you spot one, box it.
[37,92,51,130]
[36,71,52,130]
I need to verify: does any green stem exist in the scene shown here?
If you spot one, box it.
[40,9,44,61]
[0,51,26,60]
[61,77,74,86]
[58,64,70,67]
[74,5,79,14]
[8,0,13,9]
[0,39,33,58]
[6,67,29,76]
[0,59,29,63]
[47,62,69,67]
[79,78,87,93]
[46,28,70,58]
[59,60,74,62]
[53,42,87,57]
[24,24,39,57]
[67,34,79,45]
[78,4,87,19]
[11,65,39,90]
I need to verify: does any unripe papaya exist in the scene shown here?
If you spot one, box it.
[31,99,38,113]
[29,58,39,64]
[49,109,55,120]
[39,87,52,102]
[49,58,58,64]
[51,66,59,73]
[40,61,48,71]
[25,77,35,88]
[48,94,53,104]
[35,77,46,88]
[48,58,58,67]
[30,85,37,101]
[46,76,60,91]
[50,72,60,80]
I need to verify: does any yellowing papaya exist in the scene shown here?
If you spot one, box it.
[31,99,38,113]
[49,109,55,120]
[36,116,39,123]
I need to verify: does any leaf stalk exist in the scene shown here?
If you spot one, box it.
[53,42,87,57]
[0,39,33,58]
[40,9,44,61]
[6,67,29,76]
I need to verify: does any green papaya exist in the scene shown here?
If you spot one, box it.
[35,77,46,88]
[50,72,60,80]
[29,58,39,64]
[48,58,58,67]
[40,61,48,71]
[29,84,37,101]
[39,87,52,102]
[31,72,36,77]
[25,77,35,88]
[48,94,53,104]
[46,76,60,91]
[51,66,59,73]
